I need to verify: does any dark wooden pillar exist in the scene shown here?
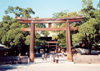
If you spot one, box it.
[48,23,52,28]
[66,21,72,62]
[29,21,35,62]
[56,43,58,53]
[48,43,50,53]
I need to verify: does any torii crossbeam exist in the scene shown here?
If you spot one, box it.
[16,16,83,62]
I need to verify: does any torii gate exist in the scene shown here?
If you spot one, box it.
[16,16,83,62]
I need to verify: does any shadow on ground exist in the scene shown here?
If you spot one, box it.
[0,65,16,71]
[0,63,33,71]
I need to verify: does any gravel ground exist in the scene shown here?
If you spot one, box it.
[0,57,100,71]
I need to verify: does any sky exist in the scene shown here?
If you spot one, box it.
[0,0,99,21]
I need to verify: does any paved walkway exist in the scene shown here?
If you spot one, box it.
[0,57,100,71]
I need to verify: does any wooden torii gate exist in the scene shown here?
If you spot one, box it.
[16,16,83,62]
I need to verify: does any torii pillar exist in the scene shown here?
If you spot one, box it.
[29,21,35,62]
[66,21,72,62]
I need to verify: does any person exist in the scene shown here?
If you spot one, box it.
[41,54,45,60]
[44,53,47,60]
[49,54,53,62]
[55,54,59,63]
[53,55,55,63]
[61,49,64,57]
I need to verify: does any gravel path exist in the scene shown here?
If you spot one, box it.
[0,57,100,71]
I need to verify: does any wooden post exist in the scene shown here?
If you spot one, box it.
[66,20,72,62]
[48,43,50,53]
[29,21,35,62]
[56,43,58,53]
[48,23,52,28]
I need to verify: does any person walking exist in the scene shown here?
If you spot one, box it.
[42,53,45,61]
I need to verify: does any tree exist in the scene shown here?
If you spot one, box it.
[81,0,95,19]
[72,0,100,54]
[2,6,50,54]
[97,0,100,9]
[52,11,80,48]
[5,6,35,17]
[0,6,35,56]
[72,18,97,46]
[52,0,100,53]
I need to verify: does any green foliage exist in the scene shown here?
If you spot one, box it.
[5,6,35,17]
[52,0,100,48]
[97,0,100,9]
[0,6,49,51]
[0,6,35,50]
[52,34,58,40]
[79,18,97,35]
[35,23,50,37]
[42,31,50,37]
[72,0,100,46]
[0,16,27,48]
[25,35,30,45]
[53,11,79,18]
[52,12,80,48]
[58,31,66,48]
[81,0,95,19]
[53,11,67,18]
[72,18,97,45]
[72,33,84,46]
[0,0,100,54]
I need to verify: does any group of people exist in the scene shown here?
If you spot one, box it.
[41,49,66,63]
[41,53,65,63]
[49,54,59,63]
[41,53,48,61]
